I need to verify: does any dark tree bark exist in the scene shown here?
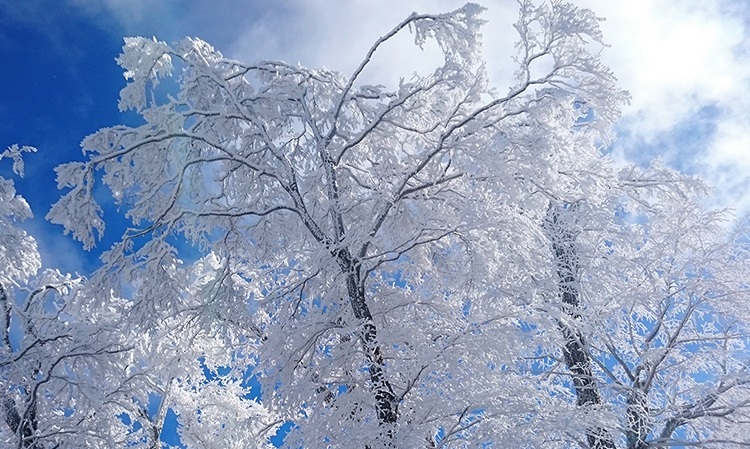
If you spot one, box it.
[337,247,399,426]
[626,388,648,449]
[319,116,399,434]
[546,205,616,449]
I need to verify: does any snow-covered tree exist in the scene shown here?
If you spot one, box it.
[46,1,625,446]
[0,153,275,448]
[535,162,750,448]
[0,147,132,448]
[38,1,750,448]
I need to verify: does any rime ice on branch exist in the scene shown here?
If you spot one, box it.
[44,1,750,448]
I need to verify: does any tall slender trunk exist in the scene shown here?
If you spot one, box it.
[318,122,398,432]
[318,129,398,445]
[546,205,615,449]
[336,247,399,426]
[335,246,398,449]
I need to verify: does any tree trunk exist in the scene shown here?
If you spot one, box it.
[547,205,615,449]
[626,388,648,449]
[336,246,399,435]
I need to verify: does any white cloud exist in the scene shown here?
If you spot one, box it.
[223,1,523,87]
[67,0,167,33]
[575,0,750,213]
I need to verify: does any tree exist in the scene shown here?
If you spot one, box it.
[46,1,627,446]
[0,150,276,448]
[0,146,132,448]
[25,1,750,448]
[537,162,750,448]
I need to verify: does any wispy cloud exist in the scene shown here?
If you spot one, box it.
[227,0,484,81]
[578,0,750,213]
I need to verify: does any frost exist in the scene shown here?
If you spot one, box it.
[19,2,750,448]
[117,37,174,112]
[0,144,36,177]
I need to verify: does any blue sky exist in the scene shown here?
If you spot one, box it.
[2,0,750,275]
